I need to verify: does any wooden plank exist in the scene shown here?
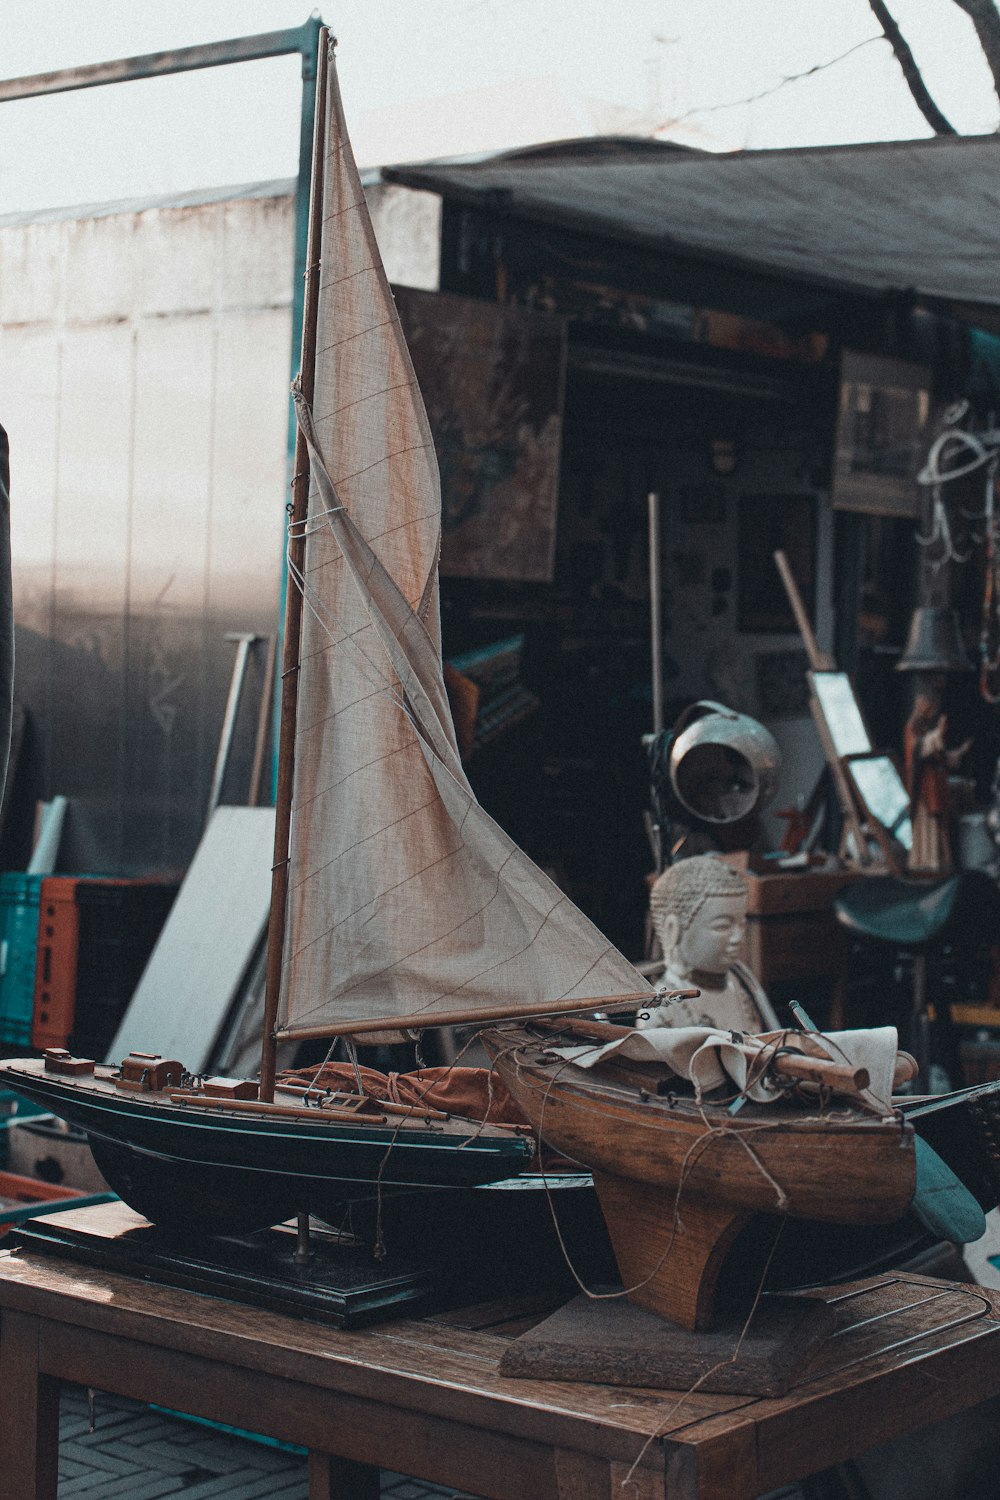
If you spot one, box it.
[308,1451,380,1500]
[664,1423,758,1500]
[665,1275,1000,1494]
[38,1321,603,1500]
[552,1448,614,1498]
[0,1309,59,1500]
[106,805,275,1068]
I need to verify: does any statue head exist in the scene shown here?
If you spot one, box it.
[649,855,748,979]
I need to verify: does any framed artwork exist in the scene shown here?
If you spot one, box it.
[394,286,567,582]
[831,351,931,519]
[737,492,816,633]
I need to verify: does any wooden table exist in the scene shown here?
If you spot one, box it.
[3,1205,1000,1500]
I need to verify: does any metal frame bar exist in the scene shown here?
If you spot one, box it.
[0,18,325,802]
[0,24,321,102]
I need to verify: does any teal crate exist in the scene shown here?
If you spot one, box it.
[0,874,42,1047]
[0,1090,48,1120]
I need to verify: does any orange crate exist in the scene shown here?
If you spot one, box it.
[31,876,82,1052]
[0,1168,88,1236]
[31,878,177,1055]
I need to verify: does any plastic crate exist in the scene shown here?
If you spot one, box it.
[0,873,42,1047]
[32,878,177,1059]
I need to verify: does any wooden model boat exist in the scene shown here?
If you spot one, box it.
[482,1017,1000,1329]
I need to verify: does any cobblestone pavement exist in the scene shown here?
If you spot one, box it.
[60,1385,476,1498]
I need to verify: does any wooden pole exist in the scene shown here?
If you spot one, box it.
[773,548,833,671]
[773,547,871,865]
[259,33,329,1103]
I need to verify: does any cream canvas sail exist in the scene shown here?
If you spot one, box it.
[278,47,650,1039]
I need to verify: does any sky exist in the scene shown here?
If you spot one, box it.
[0,0,998,215]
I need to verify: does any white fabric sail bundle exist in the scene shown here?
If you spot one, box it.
[278,47,649,1040]
[547,1025,901,1115]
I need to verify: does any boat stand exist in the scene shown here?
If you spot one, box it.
[499,1288,836,1396]
[12,1203,433,1329]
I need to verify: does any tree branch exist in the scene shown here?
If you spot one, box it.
[867,0,958,133]
[950,0,1000,107]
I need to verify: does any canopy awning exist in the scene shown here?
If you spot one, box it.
[385,133,1000,315]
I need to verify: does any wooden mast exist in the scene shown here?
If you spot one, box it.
[259,33,329,1103]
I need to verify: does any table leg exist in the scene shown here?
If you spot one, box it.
[308,1450,380,1500]
[0,1310,59,1500]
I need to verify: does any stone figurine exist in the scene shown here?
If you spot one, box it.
[637,855,779,1033]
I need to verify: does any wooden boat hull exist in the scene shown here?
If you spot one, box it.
[484,1028,915,1225]
[0,1059,534,1235]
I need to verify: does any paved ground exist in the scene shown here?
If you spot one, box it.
[59,1385,475,1498]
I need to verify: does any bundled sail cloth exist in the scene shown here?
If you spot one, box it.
[546,1026,901,1115]
[279,46,649,1041]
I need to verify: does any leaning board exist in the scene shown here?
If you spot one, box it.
[106,807,275,1071]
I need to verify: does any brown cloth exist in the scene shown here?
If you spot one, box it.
[276,1061,530,1128]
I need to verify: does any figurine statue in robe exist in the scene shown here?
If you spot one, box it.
[637,854,779,1033]
[904,689,971,875]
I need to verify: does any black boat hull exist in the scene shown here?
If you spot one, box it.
[0,1065,534,1234]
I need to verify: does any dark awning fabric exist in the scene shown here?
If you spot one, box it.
[385,133,1000,314]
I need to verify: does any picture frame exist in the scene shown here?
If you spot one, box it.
[831,351,931,519]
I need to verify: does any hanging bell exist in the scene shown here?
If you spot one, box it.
[895,606,973,673]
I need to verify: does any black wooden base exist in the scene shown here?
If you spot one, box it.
[12,1209,433,1328]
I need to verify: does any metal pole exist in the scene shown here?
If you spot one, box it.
[294,1209,313,1265]
[648,491,664,738]
[0,23,322,101]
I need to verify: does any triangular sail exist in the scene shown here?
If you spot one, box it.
[278,47,650,1038]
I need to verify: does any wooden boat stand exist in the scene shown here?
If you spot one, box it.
[592,1172,752,1333]
[5,1201,1000,1500]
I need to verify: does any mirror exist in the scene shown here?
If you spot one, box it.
[810,671,871,759]
[845,753,913,854]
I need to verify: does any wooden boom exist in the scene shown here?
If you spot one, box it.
[273,992,656,1043]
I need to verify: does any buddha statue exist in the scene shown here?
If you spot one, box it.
[637,854,780,1033]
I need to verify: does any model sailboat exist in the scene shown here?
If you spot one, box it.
[0,36,650,1233]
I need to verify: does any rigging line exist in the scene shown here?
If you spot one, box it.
[287,549,408,714]
[529,1042,795,1308]
[618,1218,789,1497]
